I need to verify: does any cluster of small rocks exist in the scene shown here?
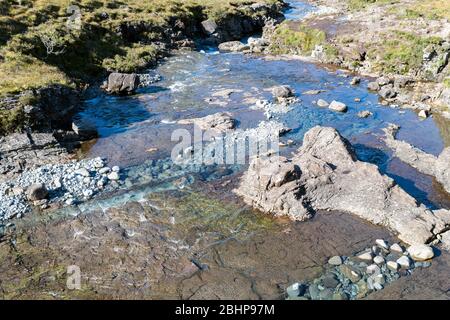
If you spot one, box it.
[286,240,435,300]
[0,157,124,221]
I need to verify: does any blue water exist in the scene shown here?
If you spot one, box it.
[284,0,316,20]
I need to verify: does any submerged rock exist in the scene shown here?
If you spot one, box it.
[178,112,236,132]
[234,126,450,246]
[272,85,294,101]
[316,99,329,107]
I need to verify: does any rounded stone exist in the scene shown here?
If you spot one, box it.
[407,244,434,261]
[108,172,120,181]
[329,100,348,112]
[373,256,385,265]
[396,255,412,269]
[390,243,404,254]
[26,183,48,201]
[328,256,343,266]
[375,239,389,250]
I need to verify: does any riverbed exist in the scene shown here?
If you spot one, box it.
[0,1,449,300]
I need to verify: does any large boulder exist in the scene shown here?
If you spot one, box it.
[106,73,140,94]
[234,126,450,246]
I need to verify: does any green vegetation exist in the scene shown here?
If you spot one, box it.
[269,22,326,55]
[368,31,443,75]
[389,0,450,20]
[444,78,450,88]
[348,0,397,10]
[0,106,25,135]
[0,0,283,98]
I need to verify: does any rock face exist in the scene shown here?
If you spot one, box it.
[178,112,236,132]
[384,125,450,194]
[106,73,140,94]
[234,126,450,246]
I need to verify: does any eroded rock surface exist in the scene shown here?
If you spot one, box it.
[234,126,450,246]
[177,112,236,132]
[384,124,450,194]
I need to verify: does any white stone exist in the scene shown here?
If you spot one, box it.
[373,256,385,265]
[366,264,381,275]
[390,243,403,254]
[396,255,411,269]
[328,100,347,112]
[317,99,329,107]
[418,110,428,118]
[108,172,120,181]
[328,256,342,266]
[357,252,373,262]
[99,167,111,174]
[74,168,90,177]
[407,244,434,261]
[375,239,389,250]
[112,166,120,172]
[387,261,399,271]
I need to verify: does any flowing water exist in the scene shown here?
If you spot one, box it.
[1,1,450,299]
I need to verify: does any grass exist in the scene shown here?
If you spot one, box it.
[269,22,326,55]
[347,0,398,10]
[392,0,450,20]
[0,0,283,98]
[368,31,443,75]
[0,106,25,136]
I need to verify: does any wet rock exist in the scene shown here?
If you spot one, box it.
[319,288,334,300]
[387,261,399,271]
[303,89,323,95]
[333,292,349,300]
[351,77,361,85]
[272,86,294,101]
[328,256,343,266]
[366,264,381,275]
[108,172,120,181]
[340,265,361,283]
[396,256,412,269]
[376,239,389,250]
[106,73,140,94]
[407,244,434,261]
[390,243,404,254]
[235,126,450,246]
[367,82,380,91]
[75,168,90,177]
[286,282,305,298]
[328,100,347,112]
[418,110,429,118]
[308,284,320,300]
[379,85,397,99]
[322,274,339,288]
[316,99,329,107]
[356,279,369,298]
[218,41,249,53]
[357,110,373,118]
[373,256,385,265]
[357,251,373,262]
[26,183,48,201]
[178,112,236,132]
[384,126,450,194]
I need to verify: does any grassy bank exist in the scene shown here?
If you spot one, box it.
[0,0,284,135]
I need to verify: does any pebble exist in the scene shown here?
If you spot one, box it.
[328,256,343,266]
[373,256,385,265]
[74,168,90,177]
[286,283,302,297]
[418,110,428,118]
[357,251,373,262]
[375,239,389,250]
[366,264,381,275]
[407,244,434,261]
[108,172,120,181]
[99,167,111,174]
[317,99,329,107]
[396,255,412,269]
[328,100,348,112]
[112,166,120,172]
[390,243,403,254]
[387,261,399,271]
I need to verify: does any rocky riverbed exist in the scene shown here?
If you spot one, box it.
[0,0,450,300]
